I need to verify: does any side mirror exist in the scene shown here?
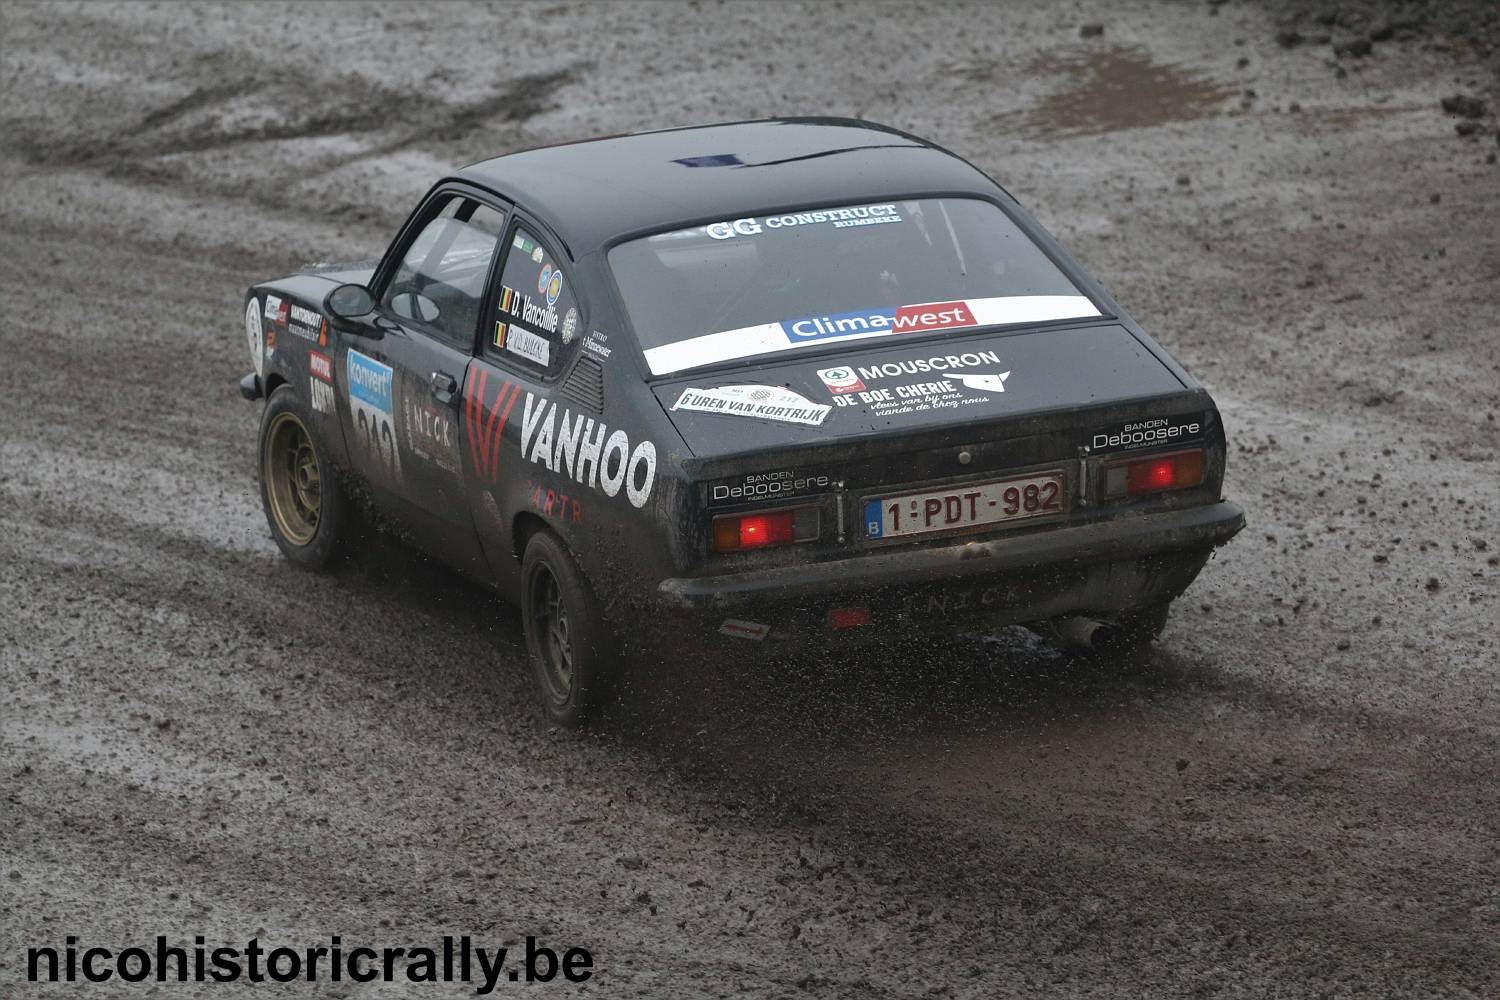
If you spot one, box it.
[325,283,377,326]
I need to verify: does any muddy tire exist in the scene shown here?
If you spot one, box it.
[521,531,614,728]
[258,385,348,568]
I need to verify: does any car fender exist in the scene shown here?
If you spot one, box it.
[244,276,354,471]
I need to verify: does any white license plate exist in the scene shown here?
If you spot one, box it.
[864,472,1066,540]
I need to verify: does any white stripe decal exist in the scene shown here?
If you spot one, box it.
[642,295,1099,376]
[965,295,1100,328]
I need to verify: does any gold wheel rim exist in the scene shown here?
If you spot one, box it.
[263,412,321,546]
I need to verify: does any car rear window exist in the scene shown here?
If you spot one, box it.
[608,197,1099,376]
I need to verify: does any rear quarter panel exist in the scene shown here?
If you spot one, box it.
[459,252,696,607]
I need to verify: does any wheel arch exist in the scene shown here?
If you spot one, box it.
[510,512,600,595]
[512,511,551,563]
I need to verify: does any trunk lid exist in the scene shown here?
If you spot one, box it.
[651,323,1190,464]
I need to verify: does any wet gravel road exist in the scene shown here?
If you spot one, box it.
[2,2,1498,997]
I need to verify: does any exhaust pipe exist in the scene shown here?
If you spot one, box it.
[1050,615,1117,651]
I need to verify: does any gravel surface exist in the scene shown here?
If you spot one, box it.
[2,1,1497,997]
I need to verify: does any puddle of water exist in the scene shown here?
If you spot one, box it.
[992,45,1233,139]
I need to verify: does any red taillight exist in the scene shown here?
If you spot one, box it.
[712,506,819,552]
[740,512,794,548]
[1129,457,1178,492]
[1104,449,1206,497]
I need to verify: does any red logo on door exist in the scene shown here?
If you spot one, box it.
[465,369,522,482]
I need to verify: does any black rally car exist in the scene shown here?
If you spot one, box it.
[239,118,1244,725]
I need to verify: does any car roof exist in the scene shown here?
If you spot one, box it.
[452,117,1005,256]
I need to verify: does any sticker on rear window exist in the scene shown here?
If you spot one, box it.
[783,300,976,343]
[705,203,902,240]
[641,295,1099,376]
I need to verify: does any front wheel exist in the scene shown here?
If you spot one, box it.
[521,531,614,728]
[258,385,348,568]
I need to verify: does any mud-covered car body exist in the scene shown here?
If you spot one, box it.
[241,118,1242,652]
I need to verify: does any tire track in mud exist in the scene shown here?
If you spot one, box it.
[9,43,583,170]
[3,9,586,238]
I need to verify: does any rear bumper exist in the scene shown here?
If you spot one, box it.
[656,500,1244,612]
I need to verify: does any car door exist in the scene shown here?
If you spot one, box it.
[345,189,509,574]
[460,217,588,594]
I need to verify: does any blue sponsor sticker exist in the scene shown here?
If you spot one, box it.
[347,350,394,414]
[345,350,402,479]
[781,306,897,343]
[863,500,884,539]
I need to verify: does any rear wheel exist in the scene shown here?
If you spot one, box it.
[521,531,613,728]
[258,385,347,567]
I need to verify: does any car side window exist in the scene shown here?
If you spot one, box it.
[382,195,506,349]
[486,226,581,376]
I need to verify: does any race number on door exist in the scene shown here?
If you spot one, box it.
[347,350,402,481]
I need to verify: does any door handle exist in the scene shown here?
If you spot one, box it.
[430,371,459,403]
